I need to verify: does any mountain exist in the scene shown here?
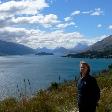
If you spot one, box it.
[0,40,35,55]
[36,47,53,53]
[36,47,69,55]
[35,52,53,56]
[74,42,89,51]
[89,35,112,52]
[52,47,69,55]
[69,42,89,53]
[64,35,112,58]
[36,43,89,55]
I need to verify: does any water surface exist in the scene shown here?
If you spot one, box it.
[0,55,111,99]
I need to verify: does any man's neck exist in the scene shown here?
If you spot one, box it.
[81,74,89,79]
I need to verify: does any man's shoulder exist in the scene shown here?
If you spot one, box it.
[88,75,96,79]
[88,75,97,83]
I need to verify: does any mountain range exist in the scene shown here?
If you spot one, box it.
[0,35,112,57]
[65,35,112,58]
[36,42,89,55]
[89,35,112,52]
[0,40,34,55]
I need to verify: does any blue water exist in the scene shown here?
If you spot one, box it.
[0,55,111,99]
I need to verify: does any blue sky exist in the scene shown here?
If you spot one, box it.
[45,0,112,36]
[0,0,112,48]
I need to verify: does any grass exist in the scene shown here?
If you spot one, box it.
[0,64,112,112]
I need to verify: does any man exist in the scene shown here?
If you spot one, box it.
[77,61,100,112]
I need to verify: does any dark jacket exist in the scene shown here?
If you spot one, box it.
[77,75,100,106]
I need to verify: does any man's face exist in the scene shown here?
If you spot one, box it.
[80,63,88,77]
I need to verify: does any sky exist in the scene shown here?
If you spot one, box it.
[0,0,112,49]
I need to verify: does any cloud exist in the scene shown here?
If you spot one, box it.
[47,0,53,4]
[0,0,83,49]
[12,14,60,26]
[69,8,104,21]
[0,27,30,42]
[90,8,103,16]
[0,0,48,15]
[0,26,105,49]
[74,25,78,28]
[0,0,61,29]
[0,0,105,49]
[0,0,52,28]
[97,24,102,28]
[82,11,92,14]
[0,0,77,31]
[29,31,84,48]
[108,25,112,30]
[80,8,104,16]
[0,26,85,48]
[64,17,72,22]
[43,14,59,24]
[71,10,80,16]
[56,22,75,29]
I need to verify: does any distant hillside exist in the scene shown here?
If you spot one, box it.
[36,47,53,53]
[53,47,69,55]
[69,42,89,53]
[89,35,112,52]
[35,52,54,56]
[0,40,35,55]
[36,47,69,55]
[65,35,112,58]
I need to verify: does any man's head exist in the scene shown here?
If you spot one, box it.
[80,61,90,77]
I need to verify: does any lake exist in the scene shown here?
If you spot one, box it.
[0,55,111,100]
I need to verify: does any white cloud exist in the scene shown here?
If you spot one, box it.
[0,0,105,49]
[71,8,103,17]
[10,14,61,29]
[97,24,102,28]
[12,14,59,25]
[90,8,103,16]
[42,14,59,24]
[0,14,61,29]
[56,22,75,29]
[74,25,78,28]
[0,0,48,15]
[108,25,112,29]
[64,17,72,22]
[82,11,92,14]
[0,26,105,49]
[0,26,85,48]
[71,10,80,16]
[0,27,30,42]
[0,0,53,28]
[0,0,83,49]
[82,8,104,16]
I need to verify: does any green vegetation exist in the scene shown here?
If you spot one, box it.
[0,64,112,112]
[65,50,112,58]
